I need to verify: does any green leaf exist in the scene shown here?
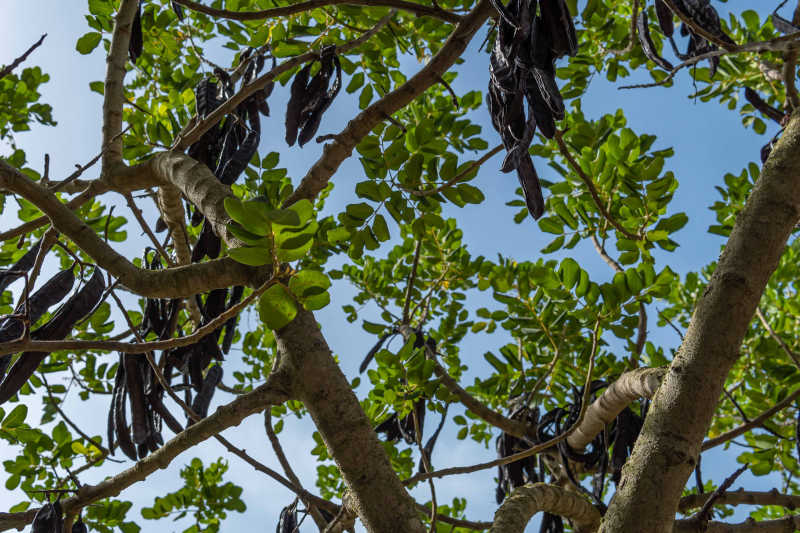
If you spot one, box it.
[76,32,102,54]
[559,258,580,290]
[372,214,390,241]
[228,246,272,266]
[258,285,297,330]
[2,404,27,429]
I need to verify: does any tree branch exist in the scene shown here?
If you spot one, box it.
[600,110,800,532]
[701,383,800,451]
[0,157,266,298]
[102,0,139,172]
[488,483,602,533]
[284,0,493,206]
[172,0,462,24]
[275,307,426,533]
[679,489,800,514]
[0,34,46,80]
[567,367,665,451]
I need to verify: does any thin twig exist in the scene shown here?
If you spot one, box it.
[402,239,422,323]
[755,307,800,369]
[556,132,640,240]
[702,385,800,450]
[620,32,800,90]
[123,193,175,267]
[0,277,277,357]
[400,144,503,197]
[405,321,600,485]
[0,34,46,80]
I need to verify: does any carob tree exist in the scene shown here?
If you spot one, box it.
[1,1,800,533]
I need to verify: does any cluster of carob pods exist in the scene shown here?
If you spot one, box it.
[494,383,646,533]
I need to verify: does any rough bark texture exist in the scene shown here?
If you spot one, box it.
[275,308,426,533]
[567,367,665,451]
[489,483,601,533]
[599,111,800,532]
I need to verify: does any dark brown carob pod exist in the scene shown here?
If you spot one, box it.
[0,269,104,405]
[637,10,674,71]
[654,0,674,37]
[285,62,313,146]
[188,364,223,425]
[0,239,41,293]
[0,267,75,344]
[31,500,63,533]
[124,354,149,445]
[129,0,143,63]
[744,87,785,124]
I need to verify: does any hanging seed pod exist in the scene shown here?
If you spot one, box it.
[539,0,577,58]
[129,0,143,63]
[637,11,674,71]
[654,0,674,37]
[31,500,63,533]
[285,62,313,146]
[189,364,223,424]
[0,239,41,293]
[71,516,88,533]
[276,505,297,533]
[744,88,785,124]
[0,267,75,343]
[0,269,103,405]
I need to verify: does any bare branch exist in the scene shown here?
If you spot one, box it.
[567,367,665,451]
[702,384,800,451]
[0,34,46,80]
[102,0,139,171]
[679,489,800,514]
[489,483,602,533]
[0,157,265,298]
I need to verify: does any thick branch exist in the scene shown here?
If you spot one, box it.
[489,483,601,533]
[567,367,665,451]
[172,0,462,24]
[284,0,493,206]
[0,375,290,532]
[0,157,266,298]
[102,0,139,171]
[679,489,800,514]
[600,111,800,532]
[276,308,425,533]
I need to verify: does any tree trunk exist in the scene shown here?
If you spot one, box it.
[600,111,800,531]
[275,308,426,533]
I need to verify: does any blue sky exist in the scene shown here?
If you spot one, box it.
[0,1,786,532]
